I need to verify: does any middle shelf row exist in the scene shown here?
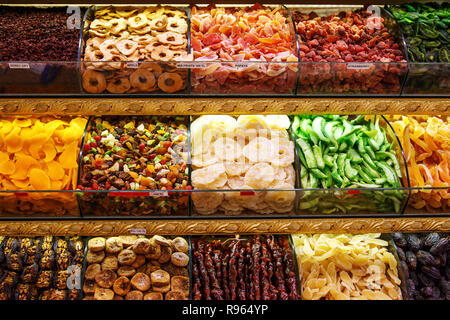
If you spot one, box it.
[0,114,448,218]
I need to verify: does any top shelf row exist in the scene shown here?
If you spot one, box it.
[0,3,448,96]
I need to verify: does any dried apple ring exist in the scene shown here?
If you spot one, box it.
[157,32,185,46]
[116,9,138,18]
[157,72,183,93]
[129,13,148,30]
[82,70,107,94]
[106,77,131,94]
[99,39,118,55]
[90,19,111,30]
[150,47,174,62]
[148,15,168,31]
[166,17,187,34]
[109,18,127,35]
[130,69,156,91]
[116,39,138,56]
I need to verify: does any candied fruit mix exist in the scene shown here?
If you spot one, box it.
[81,6,188,94]
[0,236,85,300]
[78,116,189,216]
[292,7,407,94]
[388,116,450,211]
[293,233,403,300]
[292,115,406,214]
[190,4,298,94]
[191,115,296,216]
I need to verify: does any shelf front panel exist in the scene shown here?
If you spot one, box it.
[1,97,449,115]
[0,217,449,236]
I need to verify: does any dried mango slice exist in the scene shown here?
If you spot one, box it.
[0,120,13,136]
[29,168,51,190]
[11,179,29,189]
[0,151,9,163]
[47,161,65,181]
[59,141,78,169]
[12,118,32,128]
[4,127,23,153]
[10,154,38,180]
[0,160,15,175]
[43,142,57,162]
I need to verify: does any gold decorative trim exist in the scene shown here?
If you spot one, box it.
[0,217,449,236]
[1,98,449,115]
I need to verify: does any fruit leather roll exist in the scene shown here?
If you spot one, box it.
[191,235,301,300]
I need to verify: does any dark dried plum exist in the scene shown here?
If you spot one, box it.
[424,233,440,248]
[397,247,406,262]
[420,286,433,297]
[417,250,439,267]
[393,233,407,248]
[422,266,442,280]
[406,251,418,270]
[419,273,435,287]
[430,238,448,256]
[406,234,421,252]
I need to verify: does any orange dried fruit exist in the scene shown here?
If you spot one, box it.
[13,118,32,128]
[47,161,65,181]
[0,120,13,136]
[29,168,51,190]
[0,152,9,163]
[43,142,57,162]
[4,127,23,153]
[12,179,29,189]
[0,159,15,175]
[10,155,38,180]
[59,141,78,169]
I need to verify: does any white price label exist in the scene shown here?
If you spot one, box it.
[130,228,147,235]
[347,63,371,70]
[150,191,169,197]
[127,62,139,68]
[176,62,207,69]
[234,62,251,68]
[9,63,30,69]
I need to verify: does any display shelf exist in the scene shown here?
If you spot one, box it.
[0,216,449,236]
[0,97,449,115]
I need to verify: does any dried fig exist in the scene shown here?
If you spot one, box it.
[131,255,146,268]
[86,250,105,264]
[94,287,114,300]
[171,252,189,267]
[94,270,117,289]
[130,272,151,291]
[153,235,171,247]
[151,269,170,287]
[105,237,123,254]
[102,256,119,271]
[117,266,136,278]
[88,237,106,252]
[165,290,186,300]
[118,249,137,265]
[158,246,172,264]
[143,292,163,300]
[113,276,131,296]
[131,238,152,255]
[83,280,96,295]
[172,237,188,253]
[125,290,143,300]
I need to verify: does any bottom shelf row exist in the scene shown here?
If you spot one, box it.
[0,232,448,301]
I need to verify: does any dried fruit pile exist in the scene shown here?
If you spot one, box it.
[191,115,296,215]
[293,233,403,300]
[192,235,299,300]
[393,233,449,300]
[190,4,298,94]
[83,235,189,300]
[0,7,81,61]
[0,236,84,300]
[0,116,87,216]
[389,116,450,211]
[292,8,407,94]
[82,6,188,94]
[78,116,189,216]
[389,3,449,63]
[292,115,405,214]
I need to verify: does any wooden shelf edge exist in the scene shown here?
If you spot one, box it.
[1,97,449,115]
[0,217,449,236]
